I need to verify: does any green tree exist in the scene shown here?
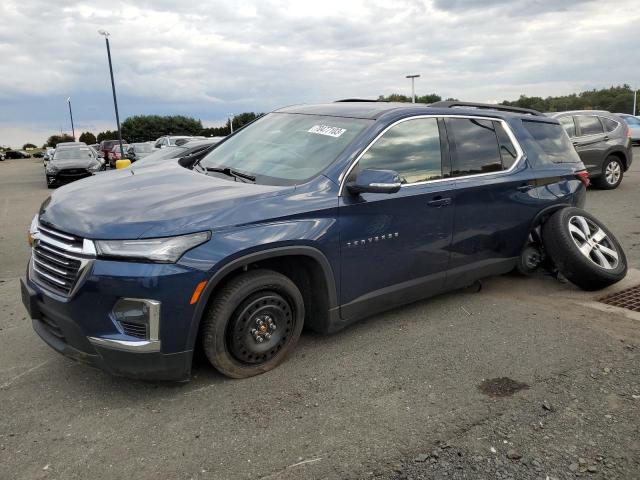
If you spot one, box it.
[200,112,263,137]
[120,115,204,143]
[377,93,443,103]
[96,130,119,143]
[22,143,37,150]
[79,132,97,144]
[45,134,75,147]
[502,85,635,113]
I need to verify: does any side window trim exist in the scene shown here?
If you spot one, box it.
[338,114,524,196]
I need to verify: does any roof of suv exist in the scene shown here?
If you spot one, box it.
[275,101,550,122]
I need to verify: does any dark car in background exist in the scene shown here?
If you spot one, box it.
[99,139,128,159]
[124,142,155,162]
[4,150,31,159]
[106,144,130,167]
[45,146,103,188]
[548,110,633,189]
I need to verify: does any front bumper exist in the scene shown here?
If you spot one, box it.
[21,257,208,381]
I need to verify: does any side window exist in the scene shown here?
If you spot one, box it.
[446,118,503,176]
[494,121,518,169]
[601,117,618,132]
[576,116,603,136]
[559,116,576,138]
[358,118,443,184]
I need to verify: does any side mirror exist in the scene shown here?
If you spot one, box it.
[346,168,402,195]
[115,159,132,169]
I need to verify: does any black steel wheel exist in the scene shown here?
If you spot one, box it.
[200,269,304,378]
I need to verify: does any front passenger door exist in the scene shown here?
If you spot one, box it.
[339,117,455,319]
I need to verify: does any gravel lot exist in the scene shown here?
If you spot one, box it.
[1,153,639,479]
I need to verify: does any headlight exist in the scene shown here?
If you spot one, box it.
[27,214,38,246]
[95,231,211,263]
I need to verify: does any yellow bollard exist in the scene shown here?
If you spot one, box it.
[115,159,132,169]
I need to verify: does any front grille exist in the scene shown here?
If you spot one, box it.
[59,168,89,177]
[120,321,148,339]
[31,224,90,297]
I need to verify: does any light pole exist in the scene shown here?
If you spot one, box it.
[633,88,637,116]
[228,114,234,134]
[406,74,420,103]
[67,97,75,140]
[98,30,125,159]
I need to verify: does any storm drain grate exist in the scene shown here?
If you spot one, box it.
[600,284,640,312]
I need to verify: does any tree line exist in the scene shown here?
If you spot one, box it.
[38,85,637,148]
[44,112,263,147]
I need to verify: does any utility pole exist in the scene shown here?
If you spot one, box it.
[98,30,125,158]
[633,89,637,116]
[229,114,234,134]
[406,74,420,103]
[67,97,75,140]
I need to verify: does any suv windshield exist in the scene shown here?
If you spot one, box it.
[199,113,372,185]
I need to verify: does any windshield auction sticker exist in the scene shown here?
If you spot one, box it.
[308,125,346,137]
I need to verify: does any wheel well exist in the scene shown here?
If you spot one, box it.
[203,255,332,334]
[608,150,628,170]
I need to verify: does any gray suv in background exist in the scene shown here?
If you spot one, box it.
[548,110,633,189]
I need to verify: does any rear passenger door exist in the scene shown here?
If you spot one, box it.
[443,117,540,289]
[573,115,606,175]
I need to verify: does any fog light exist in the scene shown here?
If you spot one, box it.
[112,298,160,340]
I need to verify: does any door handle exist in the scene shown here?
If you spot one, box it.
[603,135,609,141]
[517,184,534,192]
[428,197,451,207]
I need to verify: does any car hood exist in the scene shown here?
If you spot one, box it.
[50,159,96,169]
[40,161,295,239]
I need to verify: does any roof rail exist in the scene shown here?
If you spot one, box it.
[334,98,382,103]
[429,101,544,117]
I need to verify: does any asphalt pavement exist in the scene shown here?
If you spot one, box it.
[1,153,638,479]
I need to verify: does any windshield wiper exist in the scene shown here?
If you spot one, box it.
[204,166,256,183]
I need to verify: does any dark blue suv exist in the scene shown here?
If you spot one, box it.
[23,100,619,381]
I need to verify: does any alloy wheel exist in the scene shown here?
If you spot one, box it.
[568,215,619,269]
[605,160,621,185]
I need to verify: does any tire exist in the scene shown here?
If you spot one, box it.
[200,269,305,378]
[542,207,627,291]
[593,156,623,189]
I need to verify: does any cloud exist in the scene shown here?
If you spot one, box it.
[0,0,638,146]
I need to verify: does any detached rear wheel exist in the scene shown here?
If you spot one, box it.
[201,269,304,378]
[594,156,623,189]
[542,207,626,291]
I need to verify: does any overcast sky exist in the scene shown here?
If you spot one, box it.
[1,0,638,147]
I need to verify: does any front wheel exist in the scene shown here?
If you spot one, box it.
[594,156,623,189]
[200,269,305,378]
[542,207,627,291]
